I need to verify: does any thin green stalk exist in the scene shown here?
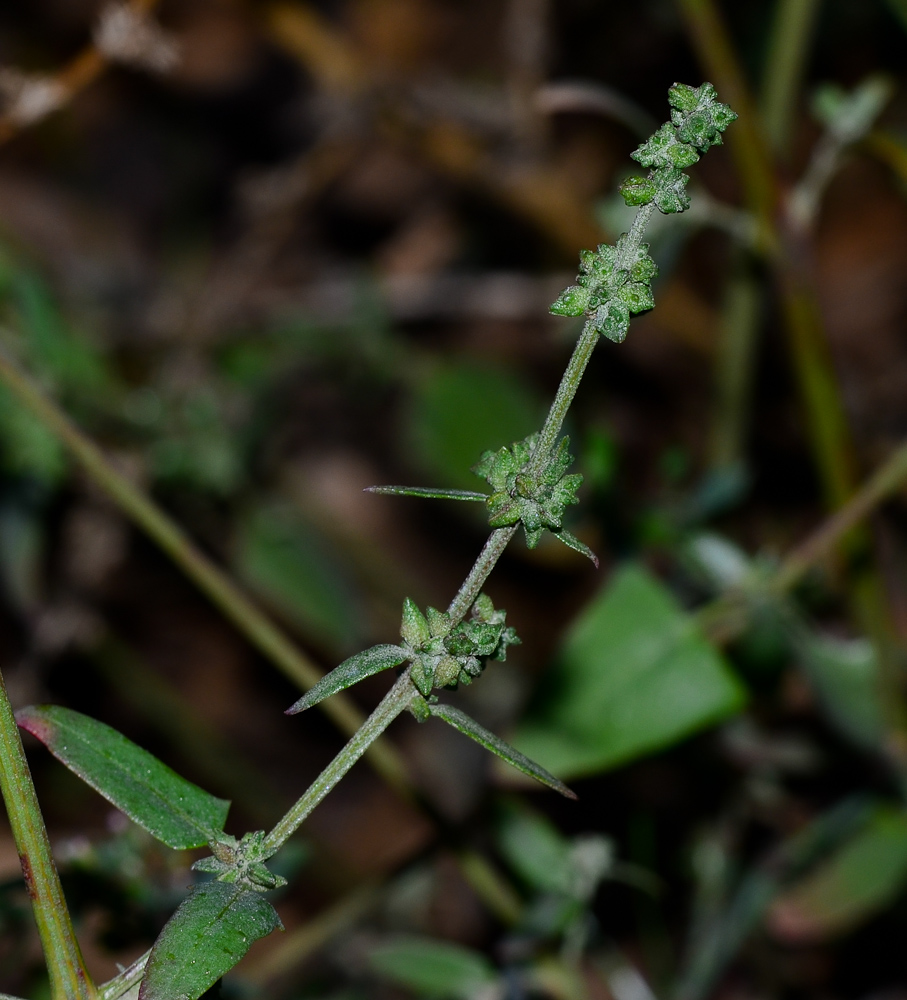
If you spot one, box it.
[0,345,408,795]
[446,526,518,623]
[708,252,763,470]
[773,438,907,592]
[0,669,95,1000]
[99,951,150,1000]
[262,671,416,855]
[675,0,778,250]
[761,0,823,155]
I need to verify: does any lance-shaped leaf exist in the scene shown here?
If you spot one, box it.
[365,485,488,501]
[553,527,599,568]
[138,881,282,1000]
[429,703,576,800]
[17,705,229,850]
[286,644,407,714]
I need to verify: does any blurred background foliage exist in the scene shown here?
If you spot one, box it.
[2,0,907,997]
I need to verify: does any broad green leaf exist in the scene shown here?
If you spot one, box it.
[769,806,907,942]
[370,936,497,1000]
[407,363,543,490]
[17,706,229,849]
[138,881,282,1000]
[233,502,363,653]
[513,564,746,779]
[286,644,407,714]
[430,703,576,799]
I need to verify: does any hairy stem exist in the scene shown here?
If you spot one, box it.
[0,346,408,795]
[0,669,95,1000]
[263,671,416,855]
[446,526,519,622]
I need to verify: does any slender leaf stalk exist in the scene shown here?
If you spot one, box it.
[0,345,408,795]
[262,671,416,855]
[0,669,95,1000]
[760,0,823,154]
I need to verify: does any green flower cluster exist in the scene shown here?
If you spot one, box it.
[402,594,520,703]
[623,81,737,213]
[194,831,287,891]
[550,82,736,345]
[549,236,658,344]
[472,434,597,563]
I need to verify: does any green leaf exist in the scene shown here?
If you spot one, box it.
[429,703,576,799]
[496,801,574,895]
[233,502,363,653]
[512,564,746,779]
[552,527,599,567]
[401,597,431,647]
[407,363,543,490]
[366,486,488,501]
[797,634,887,751]
[286,644,407,714]
[369,937,497,1000]
[17,706,229,850]
[138,881,282,1000]
[769,806,907,942]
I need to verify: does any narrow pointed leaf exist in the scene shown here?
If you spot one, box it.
[429,703,576,799]
[138,881,282,1000]
[17,706,229,849]
[366,485,488,501]
[286,644,407,714]
[553,528,600,568]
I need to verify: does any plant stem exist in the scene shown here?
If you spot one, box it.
[0,345,409,796]
[446,526,519,622]
[773,438,907,592]
[760,0,822,155]
[99,951,150,1000]
[262,671,416,855]
[0,669,95,1000]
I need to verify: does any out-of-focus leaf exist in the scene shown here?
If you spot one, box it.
[513,564,746,779]
[496,801,573,895]
[17,706,229,850]
[768,805,907,943]
[407,363,543,490]
[13,271,113,396]
[233,502,363,653]
[369,936,497,1000]
[138,881,282,1000]
[0,383,67,485]
[0,501,44,611]
[286,644,407,714]
[798,633,886,751]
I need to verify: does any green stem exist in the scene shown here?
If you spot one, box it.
[0,669,95,1000]
[773,438,907,592]
[760,0,823,155]
[446,526,519,623]
[262,671,416,855]
[0,346,409,796]
[99,951,150,1000]
[708,252,763,470]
